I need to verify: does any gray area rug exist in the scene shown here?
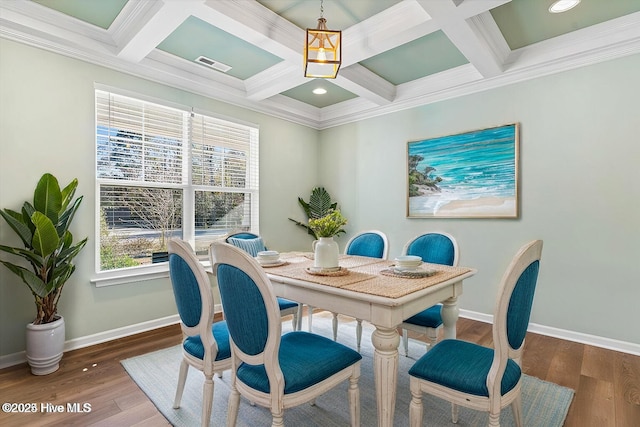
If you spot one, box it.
[122,313,573,426]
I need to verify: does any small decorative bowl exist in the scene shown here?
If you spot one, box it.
[257,251,280,262]
[394,255,422,269]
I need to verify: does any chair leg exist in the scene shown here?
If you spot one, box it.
[307,305,314,332]
[201,374,214,427]
[512,392,523,427]
[451,403,459,423]
[402,328,410,357]
[409,379,423,427]
[227,384,240,427]
[173,359,189,408]
[348,367,361,427]
[488,410,500,427]
[332,312,339,341]
[296,304,303,331]
[426,327,439,352]
[356,319,363,353]
[271,410,285,427]
[291,310,298,331]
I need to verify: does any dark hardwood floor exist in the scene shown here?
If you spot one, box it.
[1,310,639,426]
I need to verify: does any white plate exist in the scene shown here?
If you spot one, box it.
[260,260,287,268]
[257,258,282,265]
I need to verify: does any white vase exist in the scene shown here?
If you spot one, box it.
[25,316,65,375]
[312,237,339,269]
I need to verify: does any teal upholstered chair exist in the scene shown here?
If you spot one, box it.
[408,240,543,427]
[400,232,459,357]
[209,242,362,426]
[168,239,232,427]
[331,230,388,352]
[225,232,302,331]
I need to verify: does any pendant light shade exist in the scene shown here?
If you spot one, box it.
[304,5,341,79]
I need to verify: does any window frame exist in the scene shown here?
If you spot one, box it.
[92,85,259,286]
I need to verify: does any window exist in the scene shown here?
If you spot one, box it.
[96,89,259,273]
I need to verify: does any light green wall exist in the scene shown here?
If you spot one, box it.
[321,53,640,344]
[1,38,639,357]
[0,39,318,356]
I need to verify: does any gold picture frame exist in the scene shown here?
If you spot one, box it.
[407,123,519,218]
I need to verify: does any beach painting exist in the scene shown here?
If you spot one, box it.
[407,123,519,218]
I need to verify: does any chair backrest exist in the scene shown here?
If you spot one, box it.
[209,242,284,391]
[402,232,459,266]
[344,230,389,259]
[168,239,214,342]
[225,232,267,257]
[488,240,543,397]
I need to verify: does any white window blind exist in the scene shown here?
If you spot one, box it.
[96,90,259,273]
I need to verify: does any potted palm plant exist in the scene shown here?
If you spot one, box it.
[0,173,87,374]
[288,187,345,239]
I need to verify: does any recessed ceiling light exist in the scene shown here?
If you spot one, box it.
[548,0,581,13]
[312,88,327,95]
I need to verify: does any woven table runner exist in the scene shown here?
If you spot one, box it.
[265,253,472,298]
[345,262,473,298]
[265,253,384,288]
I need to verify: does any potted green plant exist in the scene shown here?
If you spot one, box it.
[288,187,344,239]
[308,209,348,269]
[0,173,87,374]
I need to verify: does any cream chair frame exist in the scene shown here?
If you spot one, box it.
[225,232,302,330]
[168,239,232,427]
[332,230,389,351]
[409,240,543,427]
[210,242,362,427]
[400,231,459,356]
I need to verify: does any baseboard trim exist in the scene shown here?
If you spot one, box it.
[0,314,181,370]
[460,309,640,356]
[2,307,638,370]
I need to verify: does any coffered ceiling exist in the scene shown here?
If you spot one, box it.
[1,0,639,129]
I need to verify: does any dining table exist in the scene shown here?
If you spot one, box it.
[262,252,476,427]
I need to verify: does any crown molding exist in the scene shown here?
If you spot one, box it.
[1,3,638,130]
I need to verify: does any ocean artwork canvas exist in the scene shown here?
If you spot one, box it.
[407,123,519,218]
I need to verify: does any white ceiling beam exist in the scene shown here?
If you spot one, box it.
[341,0,437,65]
[198,0,302,62]
[244,62,308,101]
[245,61,397,105]
[115,0,202,63]
[455,0,513,18]
[0,0,115,51]
[335,64,396,104]
[416,0,505,77]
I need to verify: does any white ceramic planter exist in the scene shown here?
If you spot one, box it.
[25,316,65,375]
[312,237,339,269]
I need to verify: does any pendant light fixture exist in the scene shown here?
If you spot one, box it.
[304,0,341,79]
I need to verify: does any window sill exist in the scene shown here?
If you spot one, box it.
[91,260,212,287]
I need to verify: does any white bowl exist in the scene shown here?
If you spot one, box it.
[257,250,279,262]
[394,255,422,268]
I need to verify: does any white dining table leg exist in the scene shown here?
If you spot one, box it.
[440,296,459,340]
[371,325,400,427]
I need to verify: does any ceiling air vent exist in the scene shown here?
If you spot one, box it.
[195,56,232,72]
